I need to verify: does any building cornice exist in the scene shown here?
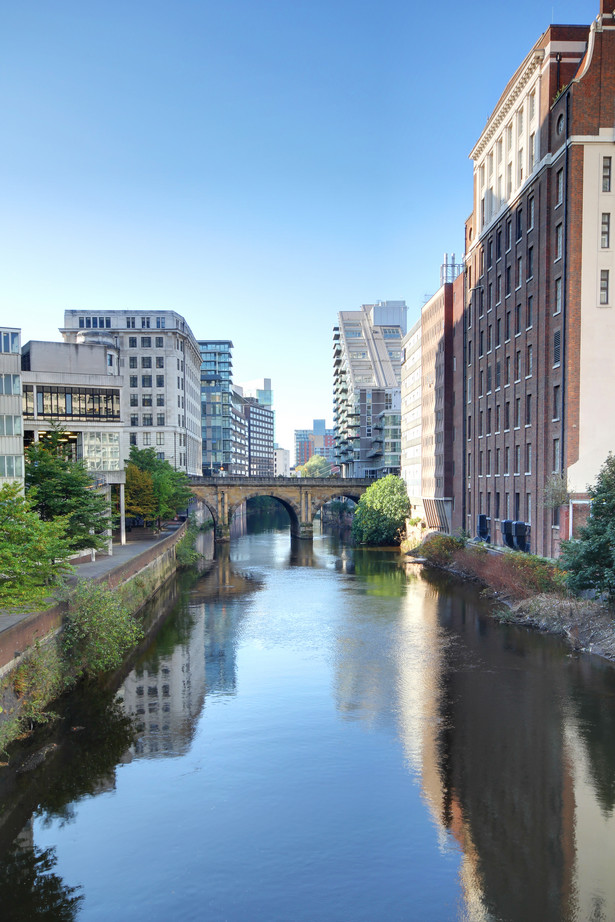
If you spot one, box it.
[469,50,545,162]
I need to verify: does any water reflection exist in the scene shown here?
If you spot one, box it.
[2,530,615,921]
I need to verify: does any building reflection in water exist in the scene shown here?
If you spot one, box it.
[119,544,260,760]
[332,552,615,922]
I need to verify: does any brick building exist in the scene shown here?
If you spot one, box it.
[460,2,615,555]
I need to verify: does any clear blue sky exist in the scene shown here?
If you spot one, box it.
[0,0,597,458]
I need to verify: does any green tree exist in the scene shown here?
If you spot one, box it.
[0,482,73,603]
[351,475,410,546]
[126,446,193,526]
[25,429,111,552]
[299,454,332,477]
[124,463,157,522]
[560,453,615,601]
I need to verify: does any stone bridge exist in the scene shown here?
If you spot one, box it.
[189,476,372,541]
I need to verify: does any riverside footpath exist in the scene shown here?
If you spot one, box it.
[0,524,186,677]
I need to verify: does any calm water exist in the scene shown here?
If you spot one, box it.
[2,526,615,921]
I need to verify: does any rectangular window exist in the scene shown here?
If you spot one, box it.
[515,396,521,428]
[142,414,153,426]
[505,446,510,474]
[553,385,560,420]
[555,223,563,260]
[496,317,501,346]
[526,345,533,377]
[527,493,532,525]
[156,316,166,329]
[505,311,511,340]
[156,356,164,368]
[156,375,164,387]
[602,213,611,249]
[487,450,492,476]
[479,411,483,437]
[141,336,151,348]
[554,277,562,314]
[156,431,165,444]
[600,269,610,305]
[495,491,501,519]
[142,394,152,407]
[129,336,137,348]
[553,438,560,472]
[516,256,522,289]
[515,303,521,335]
[497,275,502,303]
[479,370,484,396]
[514,445,520,475]
[603,156,612,193]
[129,432,137,445]
[505,265,511,297]
[516,208,523,240]
[515,350,521,381]
[525,443,532,474]
[142,375,152,388]
[526,393,532,425]
[496,404,501,431]
[554,330,561,366]
[142,432,151,446]
[467,375,472,404]
[557,168,564,205]
[141,356,152,369]
[487,407,492,434]
[496,230,502,260]
[487,325,493,352]
[496,448,501,475]
[142,317,150,329]
[130,414,138,427]
[505,355,511,386]
[479,451,483,476]
[528,196,535,230]
[527,246,533,278]
[505,401,510,430]
[130,394,138,407]
[479,331,484,357]
[129,376,138,388]
[157,414,165,427]
[506,219,511,251]
[129,356,137,369]
[527,295,533,328]
[157,394,165,406]
[487,365,492,393]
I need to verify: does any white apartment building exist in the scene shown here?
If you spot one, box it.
[0,328,24,486]
[62,310,202,475]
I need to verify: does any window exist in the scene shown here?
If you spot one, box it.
[527,246,533,278]
[603,156,612,193]
[141,357,152,368]
[525,443,532,474]
[488,282,493,310]
[487,365,492,393]
[554,330,561,366]
[467,453,472,477]
[553,385,560,420]
[467,340,473,365]
[156,316,166,329]
[157,414,165,427]
[467,376,472,403]
[129,376,138,388]
[527,295,533,328]
[505,219,511,251]
[479,411,484,437]
[130,414,138,427]
[555,223,563,260]
[157,394,165,406]
[142,375,152,387]
[141,317,150,329]
[497,275,502,303]
[479,370,484,396]
[156,356,164,368]
[505,401,510,430]
[515,303,521,335]
[129,432,137,446]
[516,208,523,240]
[518,149,524,185]
[600,269,610,305]
[128,336,137,348]
[468,416,472,439]
[529,134,535,172]
[142,394,152,407]
[515,396,521,428]
[505,265,511,297]
[495,491,501,519]
[130,394,138,407]
[156,375,164,387]
[528,196,535,229]
[142,414,153,426]
[487,450,492,476]
[496,230,502,260]
[554,277,562,314]
[129,356,137,369]
[487,407,492,434]
[496,449,501,475]
[488,324,493,352]
[479,451,483,476]
[496,404,501,431]
[556,168,564,205]
[526,393,532,425]
[143,432,151,446]
[526,345,533,377]
[553,438,560,472]
[514,445,520,475]
[156,431,165,445]
[479,330,484,357]
[506,355,511,385]
[515,350,521,381]
[496,317,501,347]
[505,446,510,474]
[141,336,151,348]
[602,213,611,249]
[516,256,522,289]
[126,317,136,329]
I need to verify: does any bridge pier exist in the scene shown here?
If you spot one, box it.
[291,520,313,541]
[216,523,230,543]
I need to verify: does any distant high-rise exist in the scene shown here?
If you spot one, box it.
[333,301,407,478]
[294,419,335,467]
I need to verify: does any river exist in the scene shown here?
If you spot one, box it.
[1,522,615,921]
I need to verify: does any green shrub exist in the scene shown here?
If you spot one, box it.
[420,533,465,566]
[62,582,143,679]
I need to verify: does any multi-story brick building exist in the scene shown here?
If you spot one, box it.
[461,2,615,555]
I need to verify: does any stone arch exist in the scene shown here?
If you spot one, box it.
[193,497,217,530]
[310,491,362,520]
[228,492,302,537]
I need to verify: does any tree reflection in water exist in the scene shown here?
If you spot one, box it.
[0,840,83,921]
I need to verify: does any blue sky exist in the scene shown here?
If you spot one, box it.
[1,0,598,457]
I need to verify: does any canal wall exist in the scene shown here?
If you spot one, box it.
[0,523,190,749]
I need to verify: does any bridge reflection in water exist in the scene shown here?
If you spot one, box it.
[189,476,370,541]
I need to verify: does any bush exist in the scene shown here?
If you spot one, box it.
[452,547,565,599]
[420,533,465,566]
[62,583,144,679]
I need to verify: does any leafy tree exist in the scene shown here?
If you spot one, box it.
[0,482,73,603]
[351,475,410,546]
[126,446,193,526]
[299,454,332,478]
[124,463,157,521]
[560,453,615,601]
[25,429,111,552]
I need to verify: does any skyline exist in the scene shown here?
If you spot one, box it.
[1,0,599,455]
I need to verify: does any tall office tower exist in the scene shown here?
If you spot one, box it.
[333,301,407,479]
[62,310,202,475]
[462,1,615,556]
[0,327,24,486]
[199,341,234,475]
[244,397,274,477]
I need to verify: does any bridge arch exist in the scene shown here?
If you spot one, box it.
[228,492,302,537]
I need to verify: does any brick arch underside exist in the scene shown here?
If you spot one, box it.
[311,491,362,515]
[194,498,218,529]
[229,493,301,533]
